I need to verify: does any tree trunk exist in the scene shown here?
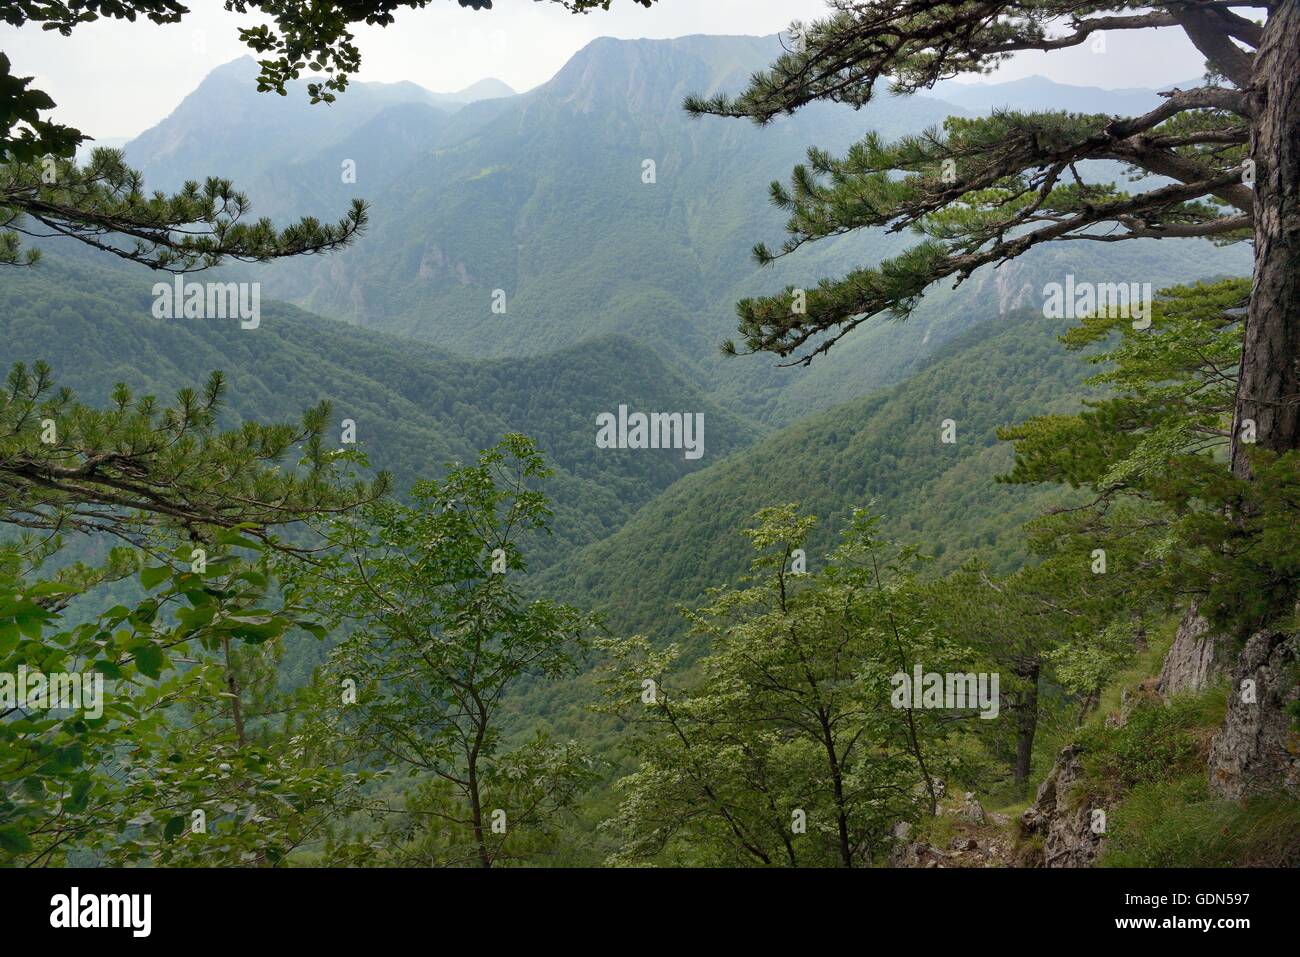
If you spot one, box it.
[1013,655,1040,787]
[223,636,247,749]
[467,765,491,869]
[1232,1,1300,478]
[1076,686,1099,727]
[817,710,854,868]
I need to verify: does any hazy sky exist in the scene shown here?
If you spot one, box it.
[4,0,1211,140]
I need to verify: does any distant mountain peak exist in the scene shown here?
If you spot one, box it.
[192,56,511,105]
[538,33,784,114]
[938,73,1165,95]
[455,77,514,101]
[209,54,258,75]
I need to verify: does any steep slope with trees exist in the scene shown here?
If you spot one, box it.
[108,37,1250,425]
[683,0,1298,820]
[0,254,760,559]
[540,309,1090,645]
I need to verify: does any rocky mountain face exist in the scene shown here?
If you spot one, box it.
[1015,622,1299,868]
[1154,608,1298,805]
[1157,604,1233,696]
[1019,745,1108,868]
[1209,630,1300,801]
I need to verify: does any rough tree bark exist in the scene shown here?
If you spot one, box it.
[1165,3,1299,695]
[1232,1,1300,479]
[1013,654,1041,787]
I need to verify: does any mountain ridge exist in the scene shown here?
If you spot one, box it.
[98,37,1250,433]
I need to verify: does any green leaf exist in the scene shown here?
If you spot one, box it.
[163,815,186,842]
[15,613,43,639]
[140,565,170,590]
[25,582,74,598]
[224,614,285,644]
[0,620,18,654]
[0,825,33,854]
[93,660,123,679]
[236,570,268,589]
[295,619,328,640]
[131,642,165,679]
[67,776,92,812]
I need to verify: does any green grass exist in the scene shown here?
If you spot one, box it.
[1076,688,1227,801]
[1102,775,1300,867]
[1090,620,1179,726]
[1011,611,1300,869]
[913,810,968,848]
[1014,619,1178,801]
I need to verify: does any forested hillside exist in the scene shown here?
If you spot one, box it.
[540,309,1091,645]
[118,36,1251,425]
[2,0,1296,893]
[0,254,759,560]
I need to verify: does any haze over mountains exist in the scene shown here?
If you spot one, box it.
[16,32,1254,623]
[929,75,1196,115]
[125,57,514,193]
[8,0,1296,877]
[114,34,1249,426]
[2,254,757,565]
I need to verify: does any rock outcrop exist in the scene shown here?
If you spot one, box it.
[1157,603,1232,695]
[950,792,986,824]
[886,793,1013,867]
[1208,630,1300,800]
[1019,745,1106,867]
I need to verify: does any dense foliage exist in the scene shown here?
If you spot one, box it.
[2,2,1296,870]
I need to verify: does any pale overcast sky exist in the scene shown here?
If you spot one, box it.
[3,0,1211,140]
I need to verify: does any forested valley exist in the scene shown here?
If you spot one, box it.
[1,0,1296,883]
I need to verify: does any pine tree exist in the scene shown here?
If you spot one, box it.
[0,361,388,549]
[687,2,1296,479]
[1001,278,1300,632]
